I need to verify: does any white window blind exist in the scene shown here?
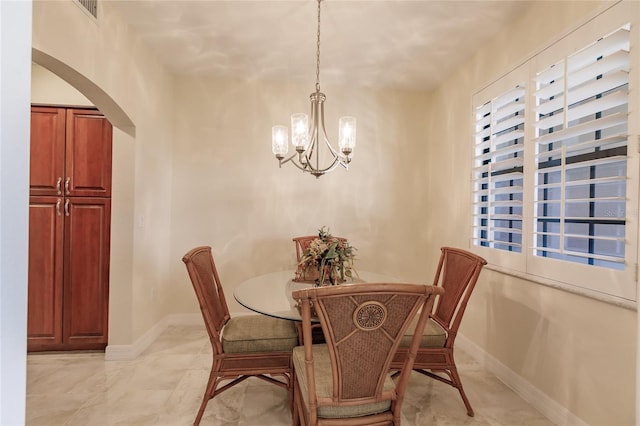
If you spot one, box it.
[532,25,629,270]
[470,2,638,303]
[472,85,525,253]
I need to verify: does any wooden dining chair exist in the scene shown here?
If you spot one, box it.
[182,246,299,425]
[391,247,487,417]
[291,282,444,425]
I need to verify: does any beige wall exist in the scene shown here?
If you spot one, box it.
[30,0,432,341]
[31,63,93,107]
[30,0,637,424]
[32,0,175,344]
[169,77,431,314]
[427,1,636,424]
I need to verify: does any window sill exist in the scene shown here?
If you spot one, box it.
[484,263,637,311]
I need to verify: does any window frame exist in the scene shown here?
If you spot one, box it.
[469,2,639,305]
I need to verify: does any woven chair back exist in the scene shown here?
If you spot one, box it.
[431,247,487,337]
[182,246,230,352]
[295,283,443,405]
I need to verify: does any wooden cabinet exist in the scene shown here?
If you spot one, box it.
[29,107,65,196]
[27,197,64,347]
[30,107,112,197]
[63,198,111,348]
[27,107,112,352]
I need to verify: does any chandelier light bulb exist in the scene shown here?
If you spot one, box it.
[339,116,356,155]
[291,113,310,152]
[271,125,288,159]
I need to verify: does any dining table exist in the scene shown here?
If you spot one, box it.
[233,269,403,322]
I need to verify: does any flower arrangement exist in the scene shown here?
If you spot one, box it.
[297,227,356,286]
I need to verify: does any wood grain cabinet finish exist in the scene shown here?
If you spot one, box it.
[27,197,64,346]
[62,197,111,349]
[27,106,112,352]
[30,107,112,197]
[65,109,113,197]
[29,107,65,196]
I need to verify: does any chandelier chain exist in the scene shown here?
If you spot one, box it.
[315,0,321,92]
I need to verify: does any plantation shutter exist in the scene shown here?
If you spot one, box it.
[472,84,525,253]
[532,25,630,269]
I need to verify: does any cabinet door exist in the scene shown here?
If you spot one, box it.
[30,107,65,196]
[63,197,111,350]
[27,196,64,351]
[65,109,113,197]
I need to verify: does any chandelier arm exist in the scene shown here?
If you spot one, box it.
[277,151,304,168]
[308,92,320,167]
[309,157,344,177]
[279,152,320,173]
[322,139,352,165]
[316,92,351,165]
[280,152,343,176]
[321,136,351,165]
[318,96,341,158]
[299,124,346,177]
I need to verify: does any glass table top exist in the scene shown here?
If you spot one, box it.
[233,270,402,321]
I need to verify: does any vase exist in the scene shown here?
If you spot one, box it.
[294,264,346,286]
[317,265,346,286]
[293,264,319,283]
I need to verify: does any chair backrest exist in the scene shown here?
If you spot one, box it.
[293,283,443,410]
[182,246,230,353]
[292,235,347,262]
[431,247,487,344]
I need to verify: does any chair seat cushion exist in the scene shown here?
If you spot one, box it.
[399,317,447,348]
[222,315,298,354]
[293,344,394,419]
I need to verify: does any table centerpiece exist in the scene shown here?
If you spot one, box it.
[294,227,356,286]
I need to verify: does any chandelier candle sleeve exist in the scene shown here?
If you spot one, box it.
[272,125,288,159]
[291,113,310,152]
[339,116,356,154]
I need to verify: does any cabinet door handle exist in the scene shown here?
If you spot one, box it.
[56,199,62,216]
[56,177,62,195]
[65,177,70,195]
[64,199,70,217]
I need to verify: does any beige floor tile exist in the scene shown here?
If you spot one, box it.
[26,325,552,426]
[64,389,172,426]
[26,393,89,426]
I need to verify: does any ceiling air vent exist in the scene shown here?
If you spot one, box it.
[77,0,97,19]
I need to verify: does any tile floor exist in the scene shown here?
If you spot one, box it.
[26,325,554,425]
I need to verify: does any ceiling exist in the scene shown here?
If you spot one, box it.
[109,1,531,91]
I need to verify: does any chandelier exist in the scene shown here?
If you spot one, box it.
[271,0,356,178]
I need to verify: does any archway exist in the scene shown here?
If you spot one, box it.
[31,48,137,348]
[32,49,135,136]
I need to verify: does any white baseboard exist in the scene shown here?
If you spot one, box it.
[457,333,587,426]
[104,313,202,361]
